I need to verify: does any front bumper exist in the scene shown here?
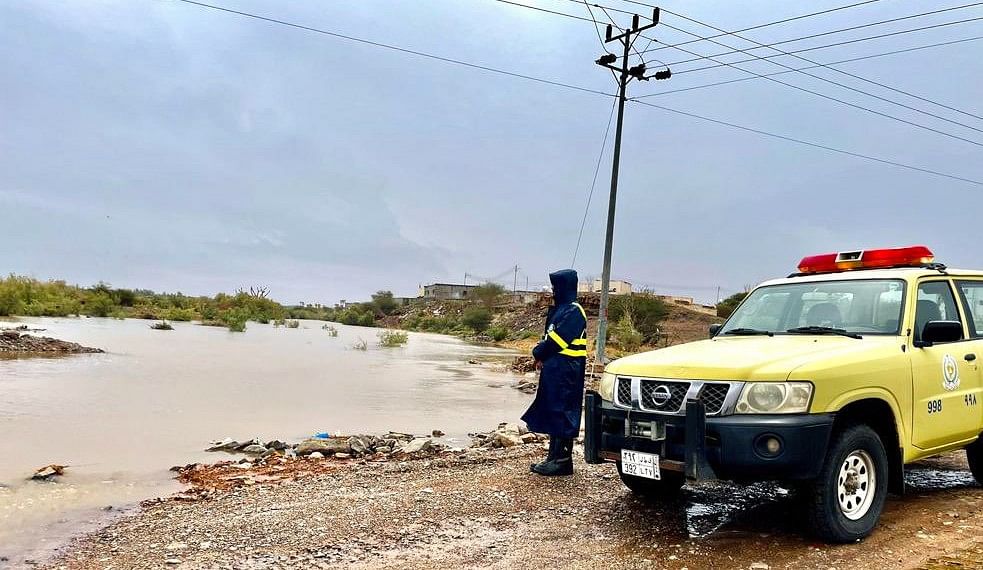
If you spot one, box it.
[584,391,834,482]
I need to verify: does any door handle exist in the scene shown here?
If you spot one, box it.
[967,353,978,362]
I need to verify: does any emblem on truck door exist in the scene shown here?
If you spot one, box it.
[943,354,960,391]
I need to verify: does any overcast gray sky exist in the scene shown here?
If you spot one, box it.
[2,0,981,305]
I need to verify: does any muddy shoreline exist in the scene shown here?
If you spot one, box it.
[35,439,983,570]
[0,328,103,354]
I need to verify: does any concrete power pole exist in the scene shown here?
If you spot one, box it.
[594,8,670,366]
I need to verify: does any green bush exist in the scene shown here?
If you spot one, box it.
[716,292,749,318]
[164,308,196,322]
[610,312,642,352]
[608,295,667,343]
[323,324,339,337]
[378,329,409,347]
[285,319,300,329]
[150,320,174,330]
[462,307,492,333]
[486,326,509,342]
[473,283,505,308]
[371,291,398,315]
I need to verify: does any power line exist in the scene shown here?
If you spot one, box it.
[671,15,983,75]
[659,10,983,124]
[491,0,983,133]
[572,96,618,268]
[655,17,983,138]
[620,0,885,54]
[170,0,983,186]
[632,35,983,105]
[631,99,983,186]
[173,0,610,98]
[651,3,983,63]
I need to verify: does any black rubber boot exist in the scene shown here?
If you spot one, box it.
[530,438,560,472]
[531,438,573,476]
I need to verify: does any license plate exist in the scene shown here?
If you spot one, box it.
[621,449,661,480]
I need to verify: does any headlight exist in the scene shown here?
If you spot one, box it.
[736,382,813,414]
[598,372,616,401]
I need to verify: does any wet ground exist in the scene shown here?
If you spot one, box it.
[39,448,983,570]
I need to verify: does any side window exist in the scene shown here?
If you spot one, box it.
[956,281,983,338]
[915,281,963,341]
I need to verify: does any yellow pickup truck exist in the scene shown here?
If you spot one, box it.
[584,245,983,542]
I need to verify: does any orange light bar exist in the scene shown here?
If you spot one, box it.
[797,245,935,274]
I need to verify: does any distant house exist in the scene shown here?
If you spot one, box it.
[578,279,632,296]
[418,283,478,301]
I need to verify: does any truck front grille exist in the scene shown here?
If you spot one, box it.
[616,377,632,406]
[699,383,730,415]
[640,380,690,412]
[612,377,741,416]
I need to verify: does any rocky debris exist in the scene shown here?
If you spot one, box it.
[511,355,538,374]
[0,331,103,354]
[515,376,538,394]
[296,438,352,457]
[31,464,67,481]
[1,324,45,332]
[400,437,434,455]
[431,429,445,437]
[470,422,547,449]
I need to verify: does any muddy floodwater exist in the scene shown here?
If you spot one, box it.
[0,317,530,563]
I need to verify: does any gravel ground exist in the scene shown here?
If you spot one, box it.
[40,447,983,570]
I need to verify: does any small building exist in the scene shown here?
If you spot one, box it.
[418,283,478,300]
[578,279,632,296]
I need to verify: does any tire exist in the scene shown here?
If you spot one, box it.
[805,424,889,543]
[616,462,685,498]
[966,437,983,484]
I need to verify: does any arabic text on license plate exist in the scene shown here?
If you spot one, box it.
[620,449,661,480]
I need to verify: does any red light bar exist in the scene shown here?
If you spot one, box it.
[797,245,935,274]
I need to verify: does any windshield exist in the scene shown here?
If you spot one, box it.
[719,279,906,336]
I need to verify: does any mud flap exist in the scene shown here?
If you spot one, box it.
[584,391,602,464]
[684,399,718,483]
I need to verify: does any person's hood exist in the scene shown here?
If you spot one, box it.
[549,269,578,305]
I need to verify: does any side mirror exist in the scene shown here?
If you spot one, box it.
[916,320,963,347]
[709,324,722,338]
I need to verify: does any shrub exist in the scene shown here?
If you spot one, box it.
[285,319,300,329]
[473,283,505,308]
[716,292,749,318]
[486,326,509,342]
[371,291,398,315]
[378,329,408,347]
[150,320,173,330]
[352,337,368,351]
[164,308,196,322]
[223,308,249,333]
[462,307,492,333]
[610,312,642,352]
[608,295,667,344]
[323,324,339,337]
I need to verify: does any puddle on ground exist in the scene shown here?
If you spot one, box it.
[904,467,978,491]
[683,481,790,538]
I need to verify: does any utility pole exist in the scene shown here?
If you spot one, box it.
[594,8,671,366]
[513,265,519,293]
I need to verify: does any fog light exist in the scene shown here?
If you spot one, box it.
[765,437,781,455]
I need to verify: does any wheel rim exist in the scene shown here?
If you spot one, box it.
[837,449,876,520]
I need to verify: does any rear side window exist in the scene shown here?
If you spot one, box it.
[956,280,983,338]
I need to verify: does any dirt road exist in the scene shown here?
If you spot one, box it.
[38,446,983,570]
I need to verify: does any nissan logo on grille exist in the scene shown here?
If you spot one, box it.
[651,385,672,406]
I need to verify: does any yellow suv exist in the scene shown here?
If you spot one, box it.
[584,245,983,542]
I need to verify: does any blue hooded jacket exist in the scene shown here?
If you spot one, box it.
[521,269,588,438]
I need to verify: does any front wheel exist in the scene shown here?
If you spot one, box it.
[966,437,983,484]
[616,462,684,498]
[805,424,888,543]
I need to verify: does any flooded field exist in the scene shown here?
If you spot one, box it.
[0,317,529,564]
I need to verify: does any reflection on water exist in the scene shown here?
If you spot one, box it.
[0,317,527,565]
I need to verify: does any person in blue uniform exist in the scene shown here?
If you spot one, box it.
[522,269,588,476]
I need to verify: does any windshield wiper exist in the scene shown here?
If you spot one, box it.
[722,328,774,337]
[786,326,862,339]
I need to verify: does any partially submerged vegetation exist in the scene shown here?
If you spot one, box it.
[150,320,173,331]
[0,275,285,331]
[378,329,408,347]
